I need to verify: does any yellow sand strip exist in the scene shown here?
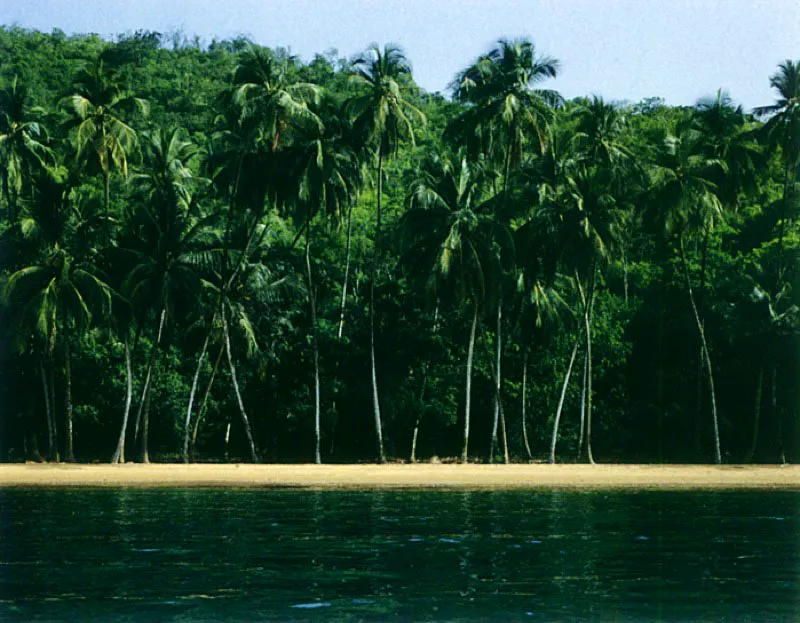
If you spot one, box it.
[0,463,798,489]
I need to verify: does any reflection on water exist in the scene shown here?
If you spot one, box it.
[0,488,798,621]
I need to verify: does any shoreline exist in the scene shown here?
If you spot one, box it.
[0,463,798,490]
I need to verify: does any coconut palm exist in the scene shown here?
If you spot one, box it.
[649,121,725,463]
[401,151,510,462]
[280,101,361,463]
[120,128,219,463]
[347,43,425,462]
[754,61,800,284]
[3,166,111,461]
[0,77,53,222]
[60,58,148,241]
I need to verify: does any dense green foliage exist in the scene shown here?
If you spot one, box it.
[1,27,798,464]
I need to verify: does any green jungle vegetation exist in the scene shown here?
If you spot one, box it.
[0,27,798,465]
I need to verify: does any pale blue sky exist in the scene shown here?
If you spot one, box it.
[2,0,797,110]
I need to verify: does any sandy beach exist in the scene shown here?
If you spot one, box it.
[0,463,798,489]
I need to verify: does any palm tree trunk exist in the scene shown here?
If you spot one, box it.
[183,329,211,463]
[582,265,597,465]
[744,359,764,463]
[521,348,533,460]
[103,169,111,245]
[461,300,479,463]
[39,359,55,462]
[410,367,428,463]
[329,204,354,457]
[305,225,322,464]
[222,309,258,463]
[369,149,386,463]
[577,345,588,459]
[548,331,581,464]
[489,302,503,462]
[191,343,224,457]
[64,339,74,462]
[679,238,721,464]
[111,336,133,464]
[136,308,166,464]
[47,344,59,463]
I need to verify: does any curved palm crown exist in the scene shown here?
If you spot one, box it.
[450,38,561,162]
[0,77,53,219]
[61,59,147,180]
[347,43,425,157]
[232,45,322,152]
[572,96,631,167]
[401,151,510,307]
[753,59,800,163]
[4,167,111,354]
[121,131,220,325]
[277,100,362,226]
[648,122,725,240]
[693,90,762,208]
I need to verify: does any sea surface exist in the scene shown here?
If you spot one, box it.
[0,488,798,621]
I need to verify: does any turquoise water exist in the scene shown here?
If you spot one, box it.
[1,488,798,621]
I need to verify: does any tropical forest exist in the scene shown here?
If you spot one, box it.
[1,27,798,466]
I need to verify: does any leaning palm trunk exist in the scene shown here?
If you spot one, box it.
[136,308,166,464]
[64,339,74,462]
[191,343,224,458]
[520,349,533,460]
[481,323,509,464]
[548,331,581,464]
[410,366,428,463]
[461,300,479,463]
[305,226,322,464]
[182,329,211,463]
[111,337,133,463]
[581,266,597,465]
[489,302,503,463]
[329,204,355,456]
[222,309,258,463]
[576,347,588,459]
[369,150,386,463]
[679,238,722,464]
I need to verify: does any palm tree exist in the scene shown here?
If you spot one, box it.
[0,77,53,223]
[3,166,111,461]
[754,61,800,285]
[450,38,560,461]
[60,58,148,241]
[401,151,509,462]
[347,43,425,462]
[649,121,725,463]
[281,100,361,463]
[121,128,219,462]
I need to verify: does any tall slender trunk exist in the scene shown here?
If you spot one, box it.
[461,300,479,463]
[369,150,386,463]
[576,346,589,459]
[191,343,224,457]
[772,364,786,465]
[47,344,59,463]
[744,359,764,463]
[576,265,597,465]
[489,302,503,462]
[329,204,354,457]
[481,320,509,464]
[521,348,533,460]
[39,359,55,462]
[183,329,211,463]
[410,367,428,463]
[410,304,438,463]
[548,331,581,464]
[64,339,74,462]
[223,309,258,463]
[305,225,322,464]
[111,336,133,464]
[680,238,721,464]
[136,308,166,464]
[104,170,111,244]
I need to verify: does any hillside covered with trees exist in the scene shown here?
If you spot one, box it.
[0,27,798,464]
